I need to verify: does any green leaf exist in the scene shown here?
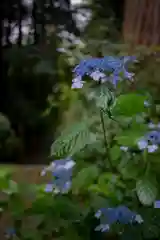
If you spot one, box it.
[110,145,121,161]
[136,178,158,206]
[119,161,143,180]
[98,173,125,188]
[112,93,148,116]
[115,121,147,146]
[72,165,99,193]
[0,166,14,178]
[115,131,143,146]
[51,121,96,157]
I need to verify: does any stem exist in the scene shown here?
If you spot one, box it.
[99,109,113,170]
[143,149,149,175]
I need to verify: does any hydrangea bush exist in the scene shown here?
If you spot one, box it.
[2,55,160,239]
[49,55,160,238]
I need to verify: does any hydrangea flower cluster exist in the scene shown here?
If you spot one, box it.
[42,158,75,194]
[95,206,143,232]
[5,228,16,239]
[72,56,136,89]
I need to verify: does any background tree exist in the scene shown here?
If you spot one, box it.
[123,0,160,46]
[0,0,81,164]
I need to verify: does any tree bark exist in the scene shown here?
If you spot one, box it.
[123,0,160,46]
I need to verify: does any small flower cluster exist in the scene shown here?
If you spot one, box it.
[95,206,143,232]
[72,56,136,89]
[137,128,160,153]
[5,228,16,239]
[42,158,75,194]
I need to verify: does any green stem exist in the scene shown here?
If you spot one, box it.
[143,149,149,175]
[99,109,113,170]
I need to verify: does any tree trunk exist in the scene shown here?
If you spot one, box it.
[123,0,160,46]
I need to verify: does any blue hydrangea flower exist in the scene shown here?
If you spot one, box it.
[137,130,160,153]
[146,130,160,144]
[42,158,75,194]
[137,138,158,153]
[5,228,16,238]
[72,56,136,88]
[95,206,142,232]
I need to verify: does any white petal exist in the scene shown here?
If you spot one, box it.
[147,144,158,153]
[64,160,76,170]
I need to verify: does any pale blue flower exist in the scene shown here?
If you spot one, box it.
[95,209,102,218]
[56,48,66,53]
[95,206,142,232]
[95,224,110,232]
[45,183,54,193]
[147,144,158,153]
[72,76,85,89]
[134,214,144,223]
[90,70,107,82]
[120,146,129,152]
[144,101,151,107]
[148,122,156,129]
[43,158,75,194]
[137,138,158,153]
[137,139,148,150]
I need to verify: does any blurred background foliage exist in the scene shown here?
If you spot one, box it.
[0,0,160,164]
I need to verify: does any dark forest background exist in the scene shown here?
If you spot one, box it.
[0,0,159,164]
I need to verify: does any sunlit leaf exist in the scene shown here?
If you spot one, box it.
[112,93,148,116]
[136,178,158,206]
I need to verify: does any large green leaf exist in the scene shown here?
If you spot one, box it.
[136,178,158,206]
[112,93,148,116]
[72,165,99,193]
[115,131,143,146]
[119,160,143,180]
[115,122,147,146]
[51,121,97,157]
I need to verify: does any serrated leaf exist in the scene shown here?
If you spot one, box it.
[51,120,97,157]
[136,178,158,206]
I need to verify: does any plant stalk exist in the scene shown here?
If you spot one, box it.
[99,109,113,170]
